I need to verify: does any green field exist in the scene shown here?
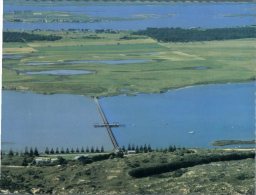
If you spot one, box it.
[3,31,256,97]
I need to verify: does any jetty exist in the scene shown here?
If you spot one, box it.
[94,97,119,150]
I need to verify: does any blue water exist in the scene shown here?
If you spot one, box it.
[25,69,95,75]
[4,2,256,30]
[2,91,113,152]
[3,54,24,59]
[2,82,255,151]
[101,82,255,148]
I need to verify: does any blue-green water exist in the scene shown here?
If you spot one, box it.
[2,82,255,151]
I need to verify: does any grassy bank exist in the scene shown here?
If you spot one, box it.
[3,30,256,97]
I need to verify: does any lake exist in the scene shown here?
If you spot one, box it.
[4,2,256,30]
[2,91,113,152]
[101,82,255,149]
[2,82,255,152]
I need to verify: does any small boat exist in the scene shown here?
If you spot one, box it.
[188,131,195,134]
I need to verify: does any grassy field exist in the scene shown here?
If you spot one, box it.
[1,149,255,194]
[3,31,255,97]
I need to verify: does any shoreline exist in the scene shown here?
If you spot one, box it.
[2,78,255,98]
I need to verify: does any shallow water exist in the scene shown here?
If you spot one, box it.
[3,54,24,59]
[25,69,95,75]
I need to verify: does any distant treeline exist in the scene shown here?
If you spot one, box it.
[3,31,62,42]
[133,27,256,42]
[129,152,255,178]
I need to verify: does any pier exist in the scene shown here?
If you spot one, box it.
[94,97,119,150]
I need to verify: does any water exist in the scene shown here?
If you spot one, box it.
[101,82,255,148]
[25,69,95,76]
[26,59,151,66]
[2,91,113,152]
[3,54,24,60]
[4,2,256,30]
[2,82,254,151]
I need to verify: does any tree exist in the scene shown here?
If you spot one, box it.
[122,146,126,152]
[24,147,29,156]
[86,146,89,153]
[90,146,95,153]
[81,147,85,153]
[8,149,14,157]
[55,147,59,154]
[22,157,28,166]
[50,148,55,154]
[139,145,144,153]
[148,144,152,152]
[128,144,131,151]
[34,147,39,156]
[45,147,49,154]
[71,148,74,153]
[29,147,34,157]
[60,147,65,154]
[143,144,148,153]
[66,148,70,154]
[135,145,139,153]
[131,144,135,151]
[100,146,104,153]
[76,147,80,153]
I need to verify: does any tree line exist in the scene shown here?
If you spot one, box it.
[4,146,105,157]
[3,31,62,42]
[133,26,256,42]
[122,144,187,153]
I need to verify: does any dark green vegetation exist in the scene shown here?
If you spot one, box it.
[3,31,62,42]
[1,149,255,194]
[134,27,256,42]
[212,140,256,146]
[129,152,255,178]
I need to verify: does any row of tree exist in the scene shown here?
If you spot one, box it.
[4,146,105,157]
[3,31,62,42]
[122,144,185,153]
[44,146,105,154]
[4,144,187,157]
[134,26,256,42]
